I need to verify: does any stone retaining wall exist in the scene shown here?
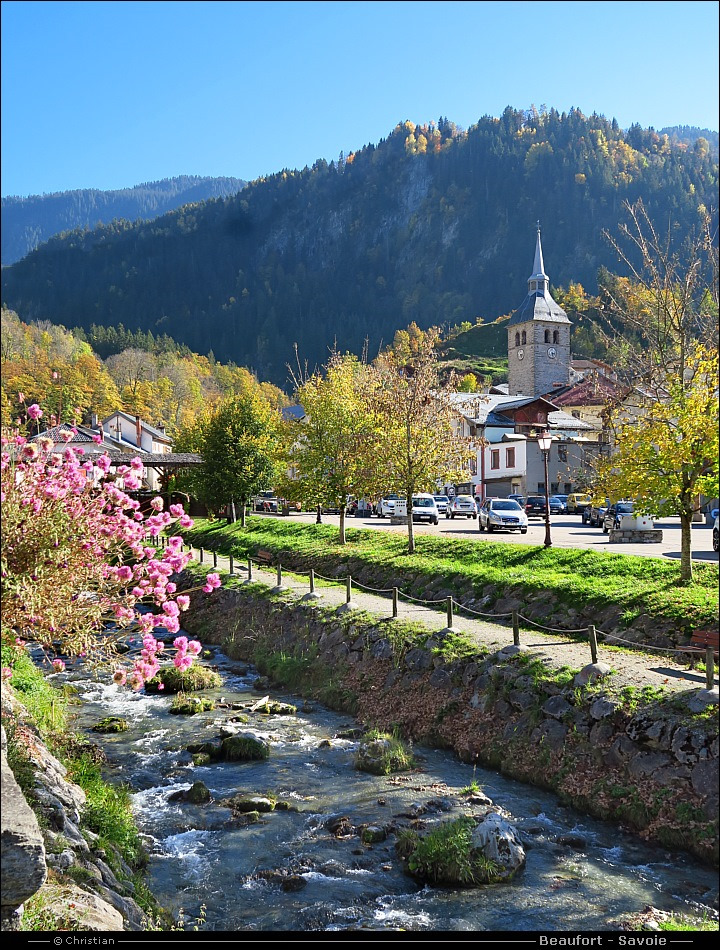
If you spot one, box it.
[181,580,719,867]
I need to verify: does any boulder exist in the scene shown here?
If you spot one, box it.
[92,717,129,733]
[220,733,270,761]
[1,733,47,924]
[226,796,275,813]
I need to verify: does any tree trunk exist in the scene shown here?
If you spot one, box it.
[316,504,323,524]
[230,499,237,523]
[406,490,415,555]
[240,501,246,527]
[679,509,694,583]
[339,500,346,545]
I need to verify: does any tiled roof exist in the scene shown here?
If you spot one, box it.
[31,424,96,443]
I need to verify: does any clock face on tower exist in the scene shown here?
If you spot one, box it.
[547,347,557,359]
[517,349,524,360]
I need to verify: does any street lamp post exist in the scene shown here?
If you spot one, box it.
[537,430,553,548]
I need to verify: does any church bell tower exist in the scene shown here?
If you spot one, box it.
[507,224,571,397]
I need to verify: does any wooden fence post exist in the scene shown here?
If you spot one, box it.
[392,587,398,618]
[512,610,520,647]
[705,647,715,691]
[588,624,598,664]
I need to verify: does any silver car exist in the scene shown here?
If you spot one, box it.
[478,498,528,534]
[447,495,477,519]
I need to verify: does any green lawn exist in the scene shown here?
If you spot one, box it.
[179,518,718,629]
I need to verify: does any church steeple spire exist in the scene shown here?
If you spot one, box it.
[529,221,548,295]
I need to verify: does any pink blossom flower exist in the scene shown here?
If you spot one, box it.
[1,667,12,681]
[150,497,164,511]
[179,515,194,529]
[130,457,145,472]
[169,503,185,517]
[60,430,74,443]
[173,636,189,652]
[92,433,103,444]
[112,670,127,686]
[157,682,165,691]
[176,595,190,611]
[187,640,202,656]
[52,659,66,673]
[27,404,43,420]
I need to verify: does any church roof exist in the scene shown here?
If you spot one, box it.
[507,224,571,326]
[507,290,571,326]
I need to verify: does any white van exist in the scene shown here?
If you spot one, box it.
[411,493,439,525]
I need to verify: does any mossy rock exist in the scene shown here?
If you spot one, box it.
[221,733,270,761]
[250,700,297,716]
[403,814,525,887]
[92,717,129,734]
[361,825,387,844]
[227,795,275,813]
[145,665,222,694]
[355,734,414,776]
[170,694,216,715]
[192,752,213,767]
[186,781,212,804]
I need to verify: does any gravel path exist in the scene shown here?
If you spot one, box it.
[187,546,718,696]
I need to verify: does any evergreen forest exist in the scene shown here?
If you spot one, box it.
[2,108,717,387]
[1,175,246,265]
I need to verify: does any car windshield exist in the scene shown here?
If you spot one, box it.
[434,496,448,502]
[616,504,634,513]
[491,500,522,511]
[456,496,473,503]
[413,498,434,507]
[527,497,543,503]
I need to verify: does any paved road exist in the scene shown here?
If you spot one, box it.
[187,546,718,696]
[259,511,718,563]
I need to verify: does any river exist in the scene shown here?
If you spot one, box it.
[59,644,718,933]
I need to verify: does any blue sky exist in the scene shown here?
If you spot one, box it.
[2,0,718,197]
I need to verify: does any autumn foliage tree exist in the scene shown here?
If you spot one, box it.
[594,201,719,581]
[369,329,472,554]
[282,353,379,544]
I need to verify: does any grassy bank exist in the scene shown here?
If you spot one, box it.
[179,517,718,629]
[1,642,160,926]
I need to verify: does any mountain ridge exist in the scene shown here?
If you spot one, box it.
[2,108,717,386]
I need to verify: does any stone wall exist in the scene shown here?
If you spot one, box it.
[181,581,719,867]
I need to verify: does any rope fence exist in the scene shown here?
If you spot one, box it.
[154,535,718,690]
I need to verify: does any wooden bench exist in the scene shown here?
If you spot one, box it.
[255,549,274,567]
[684,627,719,669]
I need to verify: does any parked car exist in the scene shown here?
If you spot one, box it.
[567,492,592,514]
[376,493,400,518]
[714,515,719,553]
[508,493,525,506]
[411,494,439,525]
[433,494,450,515]
[584,500,609,527]
[525,496,548,518]
[602,501,635,533]
[254,491,278,513]
[550,494,568,513]
[447,494,477,519]
[478,498,528,534]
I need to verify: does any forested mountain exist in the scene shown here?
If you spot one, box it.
[1,175,246,264]
[2,107,717,387]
